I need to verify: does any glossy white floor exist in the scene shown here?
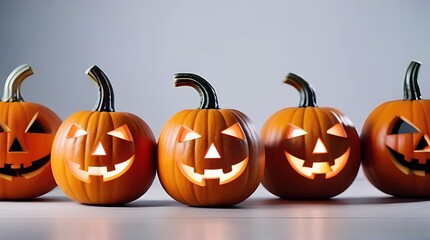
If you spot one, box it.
[0,176,429,240]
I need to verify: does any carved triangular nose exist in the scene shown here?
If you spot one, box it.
[9,137,24,152]
[313,138,328,154]
[204,143,221,159]
[91,142,106,156]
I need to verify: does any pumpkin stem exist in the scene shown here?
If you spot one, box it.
[1,64,33,102]
[285,73,318,107]
[403,61,422,100]
[85,65,115,112]
[174,73,220,109]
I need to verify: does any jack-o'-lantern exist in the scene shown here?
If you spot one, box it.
[362,61,430,197]
[51,65,156,205]
[0,64,61,199]
[157,73,264,207]
[261,73,360,199]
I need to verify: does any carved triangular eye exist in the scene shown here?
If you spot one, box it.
[327,123,347,138]
[178,127,201,142]
[26,113,48,133]
[222,123,244,140]
[286,124,307,139]
[108,125,133,141]
[0,121,11,133]
[391,117,420,134]
[67,124,87,139]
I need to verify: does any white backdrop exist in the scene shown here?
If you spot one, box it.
[1,1,430,181]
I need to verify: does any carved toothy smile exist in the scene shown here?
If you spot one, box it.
[284,148,350,179]
[66,156,134,183]
[387,147,430,176]
[178,158,248,186]
[0,155,51,181]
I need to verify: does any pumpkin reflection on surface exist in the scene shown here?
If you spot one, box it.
[261,73,360,199]
[362,61,430,197]
[0,64,61,199]
[157,73,264,207]
[51,65,156,205]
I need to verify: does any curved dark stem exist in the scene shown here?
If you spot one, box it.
[174,73,220,109]
[2,64,33,102]
[285,73,318,107]
[403,61,422,100]
[85,65,115,112]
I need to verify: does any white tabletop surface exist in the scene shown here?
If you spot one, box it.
[0,177,429,240]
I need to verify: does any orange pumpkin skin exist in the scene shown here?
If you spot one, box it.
[0,65,61,199]
[362,61,430,197]
[51,66,156,205]
[157,74,264,207]
[261,74,360,199]
[52,111,156,204]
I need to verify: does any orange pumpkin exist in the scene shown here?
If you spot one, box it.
[157,73,264,207]
[362,61,430,197]
[261,73,361,199]
[0,64,61,199]
[51,65,156,205]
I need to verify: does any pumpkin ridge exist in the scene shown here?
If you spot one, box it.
[226,109,262,196]
[418,101,430,141]
[179,110,200,203]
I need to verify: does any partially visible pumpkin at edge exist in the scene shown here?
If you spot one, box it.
[0,64,61,199]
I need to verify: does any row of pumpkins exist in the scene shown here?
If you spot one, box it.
[0,61,428,207]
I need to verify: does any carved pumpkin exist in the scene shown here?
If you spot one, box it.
[157,73,264,207]
[0,64,61,199]
[362,61,430,197]
[261,73,360,199]
[51,65,156,205]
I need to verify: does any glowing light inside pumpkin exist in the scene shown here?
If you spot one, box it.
[178,127,201,142]
[205,143,221,158]
[107,125,133,141]
[66,156,135,182]
[285,122,350,178]
[179,158,249,186]
[176,122,248,186]
[65,123,136,182]
[92,142,106,156]
[67,124,87,138]
[287,124,307,139]
[285,148,350,179]
[312,138,328,154]
[327,123,347,137]
[221,123,245,139]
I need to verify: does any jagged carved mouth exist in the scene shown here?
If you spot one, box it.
[178,158,248,186]
[387,147,430,176]
[284,148,350,179]
[0,155,51,181]
[66,156,134,183]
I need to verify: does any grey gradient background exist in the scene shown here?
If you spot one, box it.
[1,0,430,183]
